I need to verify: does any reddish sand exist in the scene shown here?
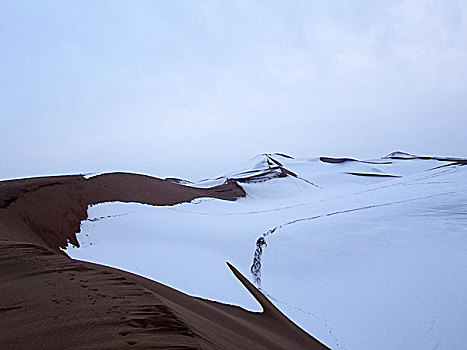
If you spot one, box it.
[0,173,329,349]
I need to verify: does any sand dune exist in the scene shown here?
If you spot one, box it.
[0,173,328,350]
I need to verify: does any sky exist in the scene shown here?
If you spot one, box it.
[1,0,466,181]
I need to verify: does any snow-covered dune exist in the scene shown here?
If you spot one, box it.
[67,152,467,350]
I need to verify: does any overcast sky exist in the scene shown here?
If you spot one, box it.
[1,1,466,181]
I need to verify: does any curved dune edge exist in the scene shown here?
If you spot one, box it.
[0,173,329,350]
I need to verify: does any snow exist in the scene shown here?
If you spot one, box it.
[66,154,467,350]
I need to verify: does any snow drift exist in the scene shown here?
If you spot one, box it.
[67,152,467,350]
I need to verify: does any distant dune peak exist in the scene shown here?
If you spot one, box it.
[383,151,417,159]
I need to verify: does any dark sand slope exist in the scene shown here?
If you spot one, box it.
[0,173,329,350]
